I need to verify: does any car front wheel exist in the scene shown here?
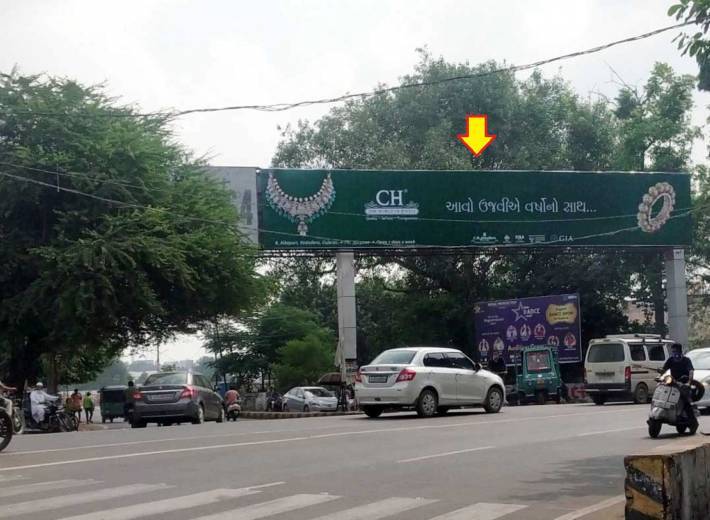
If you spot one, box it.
[416,389,438,418]
[216,406,225,423]
[484,387,504,413]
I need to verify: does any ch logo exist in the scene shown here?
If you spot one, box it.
[375,189,406,206]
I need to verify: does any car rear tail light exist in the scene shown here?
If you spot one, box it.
[180,386,198,399]
[624,366,631,382]
[132,392,142,400]
[583,368,587,385]
[396,368,416,382]
[355,370,362,383]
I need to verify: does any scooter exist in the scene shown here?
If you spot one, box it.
[226,400,241,421]
[647,373,702,438]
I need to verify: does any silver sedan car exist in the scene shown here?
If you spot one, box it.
[355,347,505,418]
[283,386,338,412]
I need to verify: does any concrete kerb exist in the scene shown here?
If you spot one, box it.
[240,411,362,420]
[624,435,710,519]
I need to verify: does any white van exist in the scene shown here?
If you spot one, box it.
[584,334,673,405]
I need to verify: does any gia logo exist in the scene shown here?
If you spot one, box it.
[506,325,518,342]
[547,335,560,347]
[533,323,546,340]
[478,339,490,353]
[266,172,336,236]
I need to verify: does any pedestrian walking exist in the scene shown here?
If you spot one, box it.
[83,392,95,423]
[70,389,83,423]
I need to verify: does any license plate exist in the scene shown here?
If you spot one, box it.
[369,375,388,383]
[595,372,614,378]
[148,394,173,402]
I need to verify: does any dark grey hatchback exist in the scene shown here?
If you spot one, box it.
[131,372,223,428]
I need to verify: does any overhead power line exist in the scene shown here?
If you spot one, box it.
[0,20,696,120]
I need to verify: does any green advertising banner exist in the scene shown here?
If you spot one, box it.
[257,169,691,250]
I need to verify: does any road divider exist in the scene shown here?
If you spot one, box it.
[625,436,710,519]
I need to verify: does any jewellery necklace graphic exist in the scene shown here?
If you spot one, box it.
[266,172,336,236]
[637,182,676,233]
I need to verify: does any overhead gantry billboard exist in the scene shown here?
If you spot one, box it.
[256,169,691,250]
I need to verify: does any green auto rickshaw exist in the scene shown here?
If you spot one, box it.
[99,385,128,423]
[504,346,564,405]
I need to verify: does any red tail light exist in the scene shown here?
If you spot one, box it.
[355,370,362,383]
[180,386,198,399]
[396,368,417,382]
[624,366,631,382]
[132,392,142,400]
[583,368,588,385]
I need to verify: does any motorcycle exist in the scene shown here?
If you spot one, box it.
[23,401,78,433]
[226,400,241,421]
[647,373,702,438]
[4,391,25,435]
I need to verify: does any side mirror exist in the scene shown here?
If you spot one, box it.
[473,362,482,372]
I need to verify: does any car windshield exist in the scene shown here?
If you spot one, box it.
[587,343,624,363]
[371,350,416,365]
[143,372,188,385]
[304,388,333,398]
[687,350,710,370]
[526,351,552,373]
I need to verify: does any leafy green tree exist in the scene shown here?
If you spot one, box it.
[0,72,263,390]
[669,0,710,90]
[272,330,335,392]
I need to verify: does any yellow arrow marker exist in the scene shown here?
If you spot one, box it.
[457,114,496,157]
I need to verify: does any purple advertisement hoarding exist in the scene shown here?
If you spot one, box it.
[474,294,582,364]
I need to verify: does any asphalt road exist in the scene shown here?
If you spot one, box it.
[0,403,701,520]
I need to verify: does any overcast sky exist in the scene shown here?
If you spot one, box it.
[3,0,708,361]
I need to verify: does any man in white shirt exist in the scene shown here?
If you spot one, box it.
[30,382,58,424]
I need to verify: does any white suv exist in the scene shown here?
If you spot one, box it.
[354,347,505,418]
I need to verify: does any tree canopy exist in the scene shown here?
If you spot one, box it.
[0,72,263,389]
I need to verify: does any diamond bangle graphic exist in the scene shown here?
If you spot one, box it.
[637,182,675,233]
[266,172,336,236]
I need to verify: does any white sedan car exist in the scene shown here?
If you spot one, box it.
[686,348,710,410]
[354,347,505,418]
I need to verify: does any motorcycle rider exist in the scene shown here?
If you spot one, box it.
[224,385,240,410]
[29,382,59,427]
[662,343,696,420]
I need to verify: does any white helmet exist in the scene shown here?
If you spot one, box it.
[35,382,44,389]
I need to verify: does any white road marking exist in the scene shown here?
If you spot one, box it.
[0,479,99,498]
[309,497,437,520]
[0,483,170,518]
[5,424,350,456]
[56,485,280,520]
[191,493,340,520]
[398,446,494,463]
[429,502,528,520]
[552,495,626,520]
[0,474,26,482]
[576,426,644,437]
[0,408,637,472]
